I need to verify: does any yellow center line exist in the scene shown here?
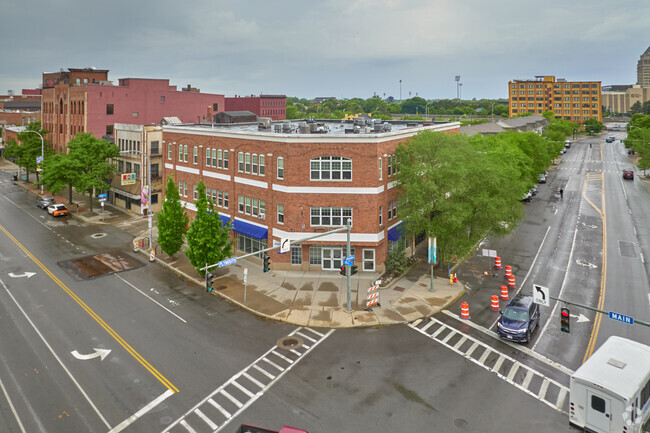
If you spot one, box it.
[0,224,178,393]
[580,173,607,363]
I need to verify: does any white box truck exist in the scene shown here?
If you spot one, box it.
[569,336,650,433]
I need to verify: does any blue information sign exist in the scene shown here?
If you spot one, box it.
[217,257,238,268]
[609,311,634,325]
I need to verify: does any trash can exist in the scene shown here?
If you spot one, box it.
[13,175,17,181]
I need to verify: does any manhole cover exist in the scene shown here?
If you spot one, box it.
[277,336,303,350]
[90,233,108,239]
[61,252,143,279]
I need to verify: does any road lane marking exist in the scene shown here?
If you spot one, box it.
[114,274,187,323]
[0,373,27,433]
[0,223,179,393]
[109,389,174,433]
[0,277,111,429]
[409,317,569,413]
[162,327,334,433]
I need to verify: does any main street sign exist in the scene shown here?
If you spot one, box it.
[608,311,634,325]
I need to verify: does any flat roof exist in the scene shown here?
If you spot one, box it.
[572,336,650,399]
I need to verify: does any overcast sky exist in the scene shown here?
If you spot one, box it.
[2,0,649,100]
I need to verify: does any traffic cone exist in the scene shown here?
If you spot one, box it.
[495,256,501,269]
[505,265,512,277]
[460,302,470,319]
[149,248,155,262]
[500,285,509,300]
[507,274,516,288]
[453,272,458,283]
[491,295,500,310]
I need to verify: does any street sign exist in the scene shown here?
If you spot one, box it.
[280,238,291,253]
[121,173,136,185]
[343,255,355,266]
[273,239,287,254]
[609,311,634,325]
[533,284,550,307]
[98,193,107,202]
[217,257,238,268]
[482,249,497,258]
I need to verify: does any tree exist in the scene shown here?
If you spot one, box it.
[630,101,643,115]
[157,176,189,258]
[185,181,233,274]
[401,97,428,115]
[5,122,50,183]
[583,118,604,135]
[67,132,120,213]
[39,152,82,204]
[643,100,650,115]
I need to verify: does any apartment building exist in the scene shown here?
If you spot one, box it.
[41,68,224,152]
[162,118,460,273]
[224,95,286,120]
[508,76,602,123]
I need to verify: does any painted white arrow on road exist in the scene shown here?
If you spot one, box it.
[8,272,36,278]
[570,313,590,323]
[71,348,111,361]
[575,259,598,269]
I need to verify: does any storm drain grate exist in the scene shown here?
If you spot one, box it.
[277,336,304,350]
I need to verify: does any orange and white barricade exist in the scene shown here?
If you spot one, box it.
[149,248,155,262]
[505,265,512,277]
[460,302,470,319]
[500,285,509,300]
[507,274,516,288]
[491,295,500,310]
[494,256,501,269]
[366,285,379,309]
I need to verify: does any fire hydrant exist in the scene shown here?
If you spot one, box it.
[449,273,454,285]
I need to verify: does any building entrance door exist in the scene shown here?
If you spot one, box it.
[322,248,343,270]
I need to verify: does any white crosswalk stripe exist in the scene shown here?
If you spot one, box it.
[408,317,569,413]
[163,327,334,433]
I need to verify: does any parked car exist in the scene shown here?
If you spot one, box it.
[522,191,533,202]
[36,196,56,209]
[564,140,571,149]
[529,186,538,196]
[47,203,69,217]
[538,173,547,183]
[623,169,634,180]
[497,294,540,344]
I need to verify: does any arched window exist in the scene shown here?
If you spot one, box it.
[310,156,352,180]
[59,98,64,114]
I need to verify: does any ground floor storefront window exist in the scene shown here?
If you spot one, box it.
[308,245,356,270]
[236,233,267,258]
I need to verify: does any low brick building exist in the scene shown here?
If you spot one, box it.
[162,118,460,273]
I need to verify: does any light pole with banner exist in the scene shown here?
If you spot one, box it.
[23,129,44,194]
[428,237,436,292]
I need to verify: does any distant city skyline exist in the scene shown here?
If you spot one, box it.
[2,0,649,100]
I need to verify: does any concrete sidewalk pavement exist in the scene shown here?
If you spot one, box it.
[5,161,465,328]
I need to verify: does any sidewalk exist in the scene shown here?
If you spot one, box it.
[4,159,464,328]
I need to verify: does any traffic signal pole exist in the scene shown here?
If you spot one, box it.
[346,221,351,312]
[549,294,650,328]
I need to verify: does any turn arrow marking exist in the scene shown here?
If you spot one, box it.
[71,348,111,361]
[8,272,36,278]
[569,313,590,323]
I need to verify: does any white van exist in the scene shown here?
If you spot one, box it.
[569,336,650,433]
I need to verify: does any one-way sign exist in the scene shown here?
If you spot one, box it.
[533,284,550,307]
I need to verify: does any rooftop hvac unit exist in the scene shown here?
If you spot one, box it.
[299,123,310,134]
[364,127,372,134]
[383,122,392,131]
[272,124,283,133]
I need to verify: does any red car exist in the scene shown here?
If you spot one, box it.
[623,169,634,180]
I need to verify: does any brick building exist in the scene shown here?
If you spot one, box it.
[162,118,460,273]
[41,68,225,152]
[224,95,286,120]
[508,76,602,123]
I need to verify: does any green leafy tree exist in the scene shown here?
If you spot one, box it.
[185,181,233,274]
[157,176,189,258]
[5,122,49,183]
[583,118,604,135]
[542,111,555,119]
[630,101,643,115]
[39,152,82,204]
[643,100,650,115]
[67,132,120,213]
[401,97,428,115]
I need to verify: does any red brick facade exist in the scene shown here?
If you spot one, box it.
[162,121,460,272]
[224,95,286,120]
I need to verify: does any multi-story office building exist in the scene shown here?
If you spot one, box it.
[601,85,650,114]
[161,118,460,273]
[224,95,286,120]
[41,68,224,152]
[508,76,602,123]
[637,46,650,87]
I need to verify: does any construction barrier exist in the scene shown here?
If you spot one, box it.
[366,285,379,308]
[507,274,516,288]
[453,272,458,283]
[460,302,470,319]
[149,248,155,262]
[505,265,512,277]
[495,256,501,269]
[133,239,139,252]
[500,285,509,300]
[491,295,500,310]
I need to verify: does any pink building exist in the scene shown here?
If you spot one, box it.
[224,94,286,121]
[42,69,224,152]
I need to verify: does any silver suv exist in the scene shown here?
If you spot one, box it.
[36,197,56,209]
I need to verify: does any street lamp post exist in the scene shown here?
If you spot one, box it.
[23,130,44,194]
[120,150,152,247]
[491,102,496,118]
[426,102,432,118]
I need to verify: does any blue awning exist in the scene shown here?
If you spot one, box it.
[232,219,268,239]
[387,222,405,241]
[219,215,231,226]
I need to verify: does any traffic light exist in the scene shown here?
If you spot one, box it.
[560,307,570,333]
[350,265,358,276]
[339,265,347,276]
[205,272,214,292]
[263,254,271,273]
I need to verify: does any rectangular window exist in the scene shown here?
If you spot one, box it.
[217,150,223,168]
[245,197,251,214]
[277,204,284,224]
[259,154,265,176]
[277,157,284,179]
[211,188,216,202]
[388,155,393,177]
[178,144,183,161]
[193,146,198,164]
[183,181,187,197]
[310,207,352,226]
[193,184,198,200]
[223,191,229,208]
[183,145,188,162]
[150,141,159,155]
[245,153,251,173]
[206,148,211,166]
[291,246,302,265]
[252,198,259,217]
[238,195,244,213]
[106,104,114,115]
[260,200,265,218]
[388,201,393,219]
[223,151,229,169]
[132,112,138,118]
[379,205,383,226]
[309,245,322,265]
[217,190,223,207]
[238,152,244,172]
[211,149,216,167]
[393,200,397,218]
[252,154,258,175]
[363,248,375,271]
[378,157,382,180]
[160,96,165,103]
[168,143,172,160]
